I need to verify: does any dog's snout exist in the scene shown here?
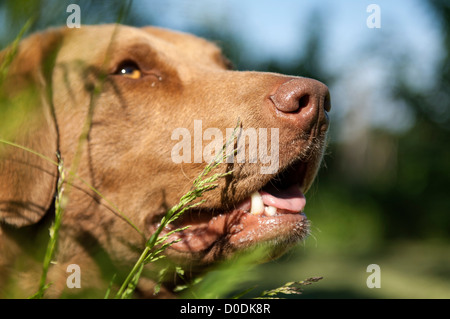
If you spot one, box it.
[269,78,331,132]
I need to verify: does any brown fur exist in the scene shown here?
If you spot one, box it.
[0,25,330,298]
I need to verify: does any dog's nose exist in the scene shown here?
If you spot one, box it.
[269,78,331,132]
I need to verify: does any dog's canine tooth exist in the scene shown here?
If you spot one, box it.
[264,205,277,216]
[250,191,264,215]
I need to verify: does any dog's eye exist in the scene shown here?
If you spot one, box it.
[114,61,142,79]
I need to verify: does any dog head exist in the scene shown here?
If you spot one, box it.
[0,25,330,294]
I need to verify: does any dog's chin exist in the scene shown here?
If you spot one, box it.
[148,157,319,265]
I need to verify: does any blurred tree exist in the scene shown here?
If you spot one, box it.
[382,0,450,239]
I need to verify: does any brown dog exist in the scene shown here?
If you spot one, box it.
[0,24,330,298]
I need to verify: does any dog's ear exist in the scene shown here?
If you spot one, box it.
[0,29,64,227]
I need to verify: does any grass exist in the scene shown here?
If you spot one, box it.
[29,153,66,299]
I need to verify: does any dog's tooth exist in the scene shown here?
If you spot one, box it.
[264,205,277,216]
[250,191,264,215]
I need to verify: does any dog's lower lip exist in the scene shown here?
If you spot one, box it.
[154,163,312,254]
[157,197,308,253]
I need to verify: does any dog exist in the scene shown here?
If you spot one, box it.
[0,24,330,298]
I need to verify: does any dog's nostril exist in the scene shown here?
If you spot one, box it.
[270,78,326,115]
[298,95,310,111]
[270,91,311,114]
[271,93,310,114]
[269,77,330,130]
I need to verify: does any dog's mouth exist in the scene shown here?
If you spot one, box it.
[153,159,316,261]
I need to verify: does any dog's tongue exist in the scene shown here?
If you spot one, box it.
[260,184,306,212]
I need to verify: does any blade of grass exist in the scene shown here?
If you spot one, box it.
[30,152,66,299]
[0,139,58,166]
[103,274,117,299]
[0,16,36,84]
[255,277,324,299]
